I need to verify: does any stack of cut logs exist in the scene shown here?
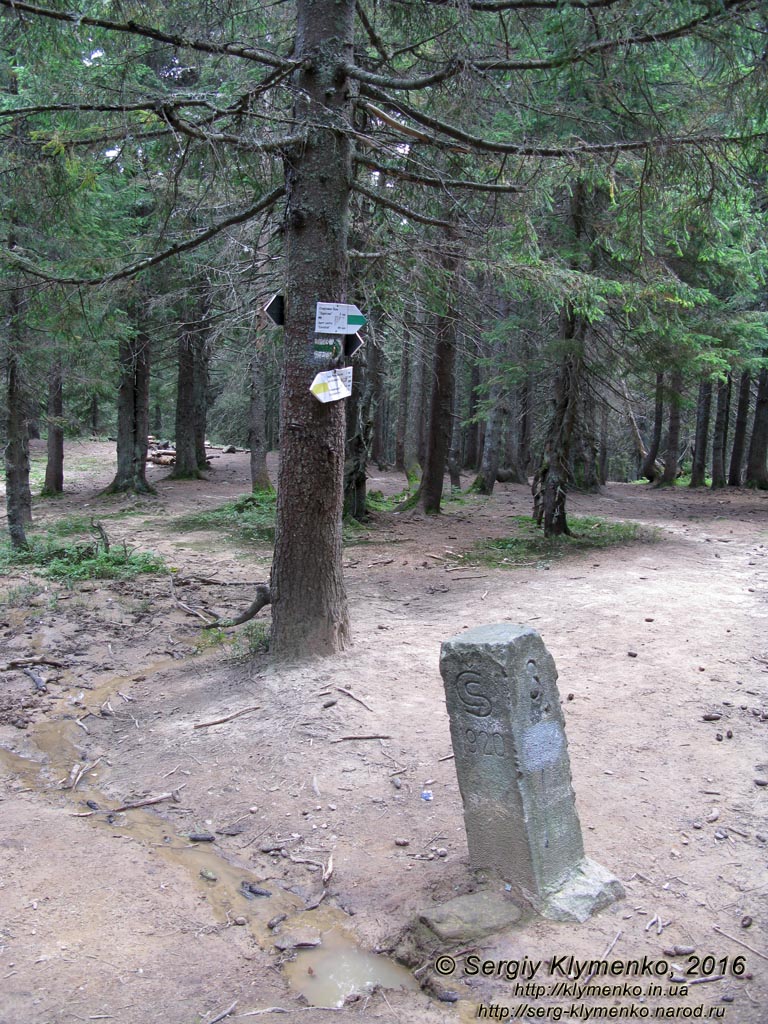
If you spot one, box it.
[146,438,249,465]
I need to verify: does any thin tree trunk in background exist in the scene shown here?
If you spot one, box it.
[43,357,64,495]
[641,371,664,482]
[745,366,768,489]
[403,328,424,485]
[5,347,31,548]
[344,349,373,520]
[172,329,201,478]
[249,347,272,491]
[476,395,503,494]
[728,370,751,486]
[105,331,153,494]
[420,238,459,514]
[515,373,532,482]
[710,373,731,489]
[270,0,354,658]
[394,342,409,472]
[447,353,463,490]
[193,332,210,471]
[369,337,386,468]
[533,310,585,536]
[659,369,684,486]
[464,358,481,469]
[89,394,99,435]
[689,378,712,487]
[598,399,609,484]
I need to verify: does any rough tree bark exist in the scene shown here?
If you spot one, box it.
[104,329,153,494]
[270,0,355,658]
[689,378,712,487]
[710,373,731,490]
[745,366,768,489]
[728,369,751,486]
[43,356,64,495]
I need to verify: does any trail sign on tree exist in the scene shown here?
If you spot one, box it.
[315,303,366,335]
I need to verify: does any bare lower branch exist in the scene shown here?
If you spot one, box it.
[354,182,457,227]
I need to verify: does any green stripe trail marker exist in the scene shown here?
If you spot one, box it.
[315,302,367,335]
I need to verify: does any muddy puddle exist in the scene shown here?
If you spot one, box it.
[0,665,420,1009]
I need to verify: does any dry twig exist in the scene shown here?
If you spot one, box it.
[335,687,373,712]
[330,734,391,744]
[194,705,261,730]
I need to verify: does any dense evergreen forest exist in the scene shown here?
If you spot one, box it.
[1,0,767,659]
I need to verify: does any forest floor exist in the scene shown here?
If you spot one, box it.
[1,439,767,1024]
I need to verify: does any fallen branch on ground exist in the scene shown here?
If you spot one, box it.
[193,705,261,729]
[113,788,183,813]
[2,657,65,670]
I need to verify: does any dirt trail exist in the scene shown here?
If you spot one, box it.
[1,442,766,1024]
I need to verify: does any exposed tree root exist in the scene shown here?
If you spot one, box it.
[203,583,271,628]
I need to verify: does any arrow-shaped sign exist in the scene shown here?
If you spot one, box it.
[264,293,285,327]
[315,302,366,335]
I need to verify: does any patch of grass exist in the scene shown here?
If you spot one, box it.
[461,515,654,568]
[0,535,167,582]
[0,581,44,608]
[232,621,270,658]
[174,491,276,543]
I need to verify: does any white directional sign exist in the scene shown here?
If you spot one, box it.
[315,302,366,335]
[310,367,353,403]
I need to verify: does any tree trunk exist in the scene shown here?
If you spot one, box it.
[270,0,354,658]
[105,331,153,494]
[745,366,768,489]
[689,378,712,487]
[89,394,99,435]
[710,373,731,490]
[43,357,64,496]
[659,369,684,486]
[403,327,424,486]
[369,336,386,468]
[344,349,373,521]
[249,347,272,492]
[533,311,585,536]
[515,373,532,482]
[641,371,665,482]
[394,341,409,472]
[464,358,481,470]
[728,370,751,486]
[5,347,32,548]
[447,354,463,490]
[420,238,459,514]
[193,332,210,471]
[172,328,202,478]
[598,399,609,485]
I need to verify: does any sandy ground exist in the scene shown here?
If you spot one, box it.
[0,440,766,1024]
